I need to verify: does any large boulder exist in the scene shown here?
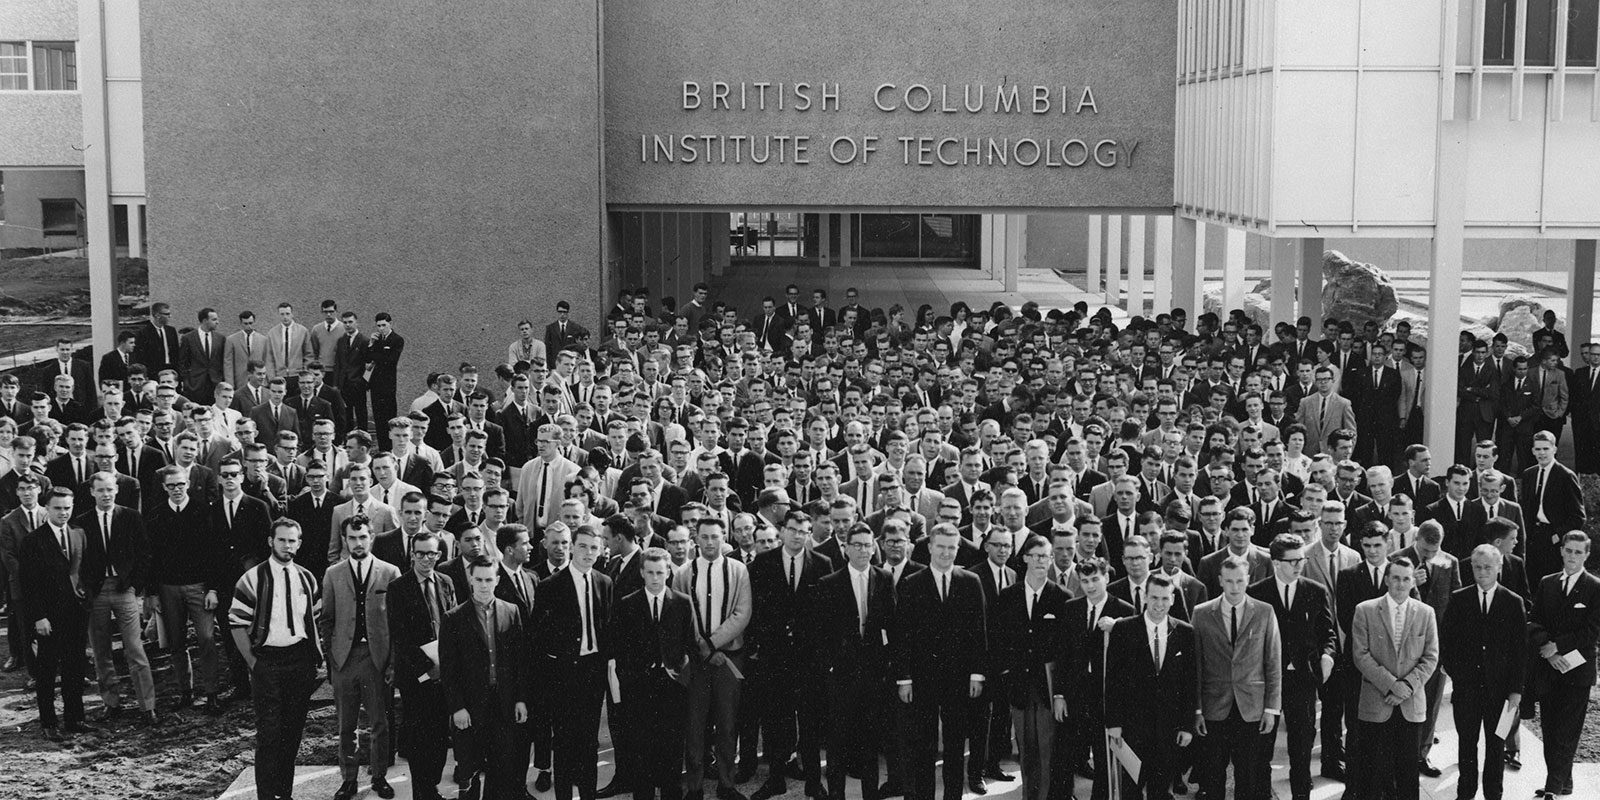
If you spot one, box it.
[1494,295,1565,353]
[1321,250,1399,327]
[1202,287,1273,330]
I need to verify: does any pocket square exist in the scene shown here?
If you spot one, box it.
[1576,603,1589,609]
[1043,614,1057,619]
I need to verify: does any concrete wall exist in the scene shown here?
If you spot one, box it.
[0,168,84,250]
[140,0,603,392]
[604,0,1174,209]
[609,211,717,306]
[0,0,81,167]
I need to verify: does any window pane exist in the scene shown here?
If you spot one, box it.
[858,214,921,259]
[33,42,76,90]
[920,215,977,260]
[39,198,80,237]
[1570,0,1598,66]
[0,41,27,88]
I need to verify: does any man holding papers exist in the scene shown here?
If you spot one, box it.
[1104,574,1197,800]
[388,530,457,800]
[1441,544,1526,800]
[1526,531,1600,799]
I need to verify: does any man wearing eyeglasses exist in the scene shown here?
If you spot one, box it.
[1248,534,1335,800]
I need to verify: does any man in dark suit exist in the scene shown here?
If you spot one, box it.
[1104,574,1198,800]
[286,373,334,444]
[215,458,276,697]
[19,488,93,739]
[892,524,988,800]
[813,524,894,800]
[1499,357,1542,471]
[1457,341,1501,464]
[533,524,613,800]
[98,330,137,389]
[77,472,157,723]
[1570,341,1600,474]
[605,547,695,800]
[545,301,589,351]
[443,557,530,800]
[1525,532,1600,798]
[995,534,1069,800]
[1352,344,1402,466]
[249,378,299,446]
[490,523,540,796]
[1422,464,1475,562]
[366,314,405,431]
[179,308,227,403]
[388,531,456,800]
[1248,534,1336,800]
[748,510,834,800]
[1442,544,1527,800]
[286,461,339,581]
[1059,558,1135,800]
[1519,432,1587,581]
[1461,470,1523,554]
[1334,521,1394,777]
[331,312,372,434]
[133,303,180,382]
[1394,445,1443,508]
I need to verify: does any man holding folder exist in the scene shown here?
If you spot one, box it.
[1104,575,1197,800]
[387,530,457,800]
[1440,545,1525,800]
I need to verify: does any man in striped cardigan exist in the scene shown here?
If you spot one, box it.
[230,517,323,800]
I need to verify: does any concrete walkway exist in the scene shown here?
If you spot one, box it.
[214,684,1597,800]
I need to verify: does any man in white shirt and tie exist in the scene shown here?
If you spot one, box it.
[328,464,397,564]
[517,424,579,528]
[1349,558,1439,800]
[672,518,752,800]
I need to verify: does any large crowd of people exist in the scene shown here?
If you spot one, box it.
[0,283,1596,800]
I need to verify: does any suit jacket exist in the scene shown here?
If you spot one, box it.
[98,349,133,389]
[18,522,88,626]
[1422,497,1475,562]
[286,490,338,579]
[1296,392,1356,454]
[1394,546,1461,616]
[264,321,314,380]
[366,332,404,387]
[214,492,274,580]
[532,565,613,660]
[249,402,299,445]
[441,597,530,717]
[1109,574,1194,622]
[748,546,833,664]
[286,394,334,442]
[606,548,646,600]
[891,566,987,685]
[224,329,271,390]
[1193,595,1282,721]
[1534,366,1569,420]
[327,498,398,564]
[605,587,695,686]
[494,562,541,634]
[1393,471,1442,508]
[74,504,150,595]
[318,556,401,670]
[134,320,180,377]
[1335,560,1390,651]
[0,506,45,601]
[1353,363,1402,431]
[1440,583,1526,700]
[515,455,580,529]
[1351,596,1439,722]
[331,332,371,391]
[670,555,753,653]
[178,329,226,400]
[1461,498,1523,551]
[812,564,895,680]
[1103,614,1198,743]
[996,579,1070,707]
[1519,461,1586,532]
[1503,373,1541,432]
[1249,576,1337,680]
[1527,570,1600,689]
[1458,359,1502,423]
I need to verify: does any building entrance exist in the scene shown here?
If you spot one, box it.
[728,211,980,268]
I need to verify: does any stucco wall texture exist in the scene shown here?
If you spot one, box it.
[0,0,77,40]
[0,93,83,166]
[604,0,1175,209]
[140,0,602,392]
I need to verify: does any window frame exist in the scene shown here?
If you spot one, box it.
[0,39,79,92]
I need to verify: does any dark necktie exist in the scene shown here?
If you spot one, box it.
[283,567,297,636]
[1230,603,1240,645]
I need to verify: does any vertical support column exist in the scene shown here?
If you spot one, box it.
[1127,216,1147,317]
[1270,237,1299,325]
[1300,238,1325,323]
[1223,227,1247,312]
[839,213,853,269]
[709,213,730,277]
[1171,215,1199,320]
[1002,214,1024,293]
[1105,215,1123,307]
[1086,214,1103,295]
[1153,215,1174,314]
[819,213,832,268]
[1569,240,1596,365]
[127,203,144,259]
[1424,119,1470,471]
[80,0,118,376]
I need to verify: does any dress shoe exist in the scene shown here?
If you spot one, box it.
[226,686,252,703]
[750,780,786,800]
[535,769,554,792]
[967,778,988,796]
[877,781,903,798]
[371,776,395,799]
[42,726,63,742]
[457,777,482,800]
[598,782,624,799]
[2,656,18,672]
[64,721,96,735]
[982,768,1013,782]
[1172,776,1190,795]
[735,763,758,784]
[142,710,159,727]
[717,786,748,800]
[1505,753,1522,770]
[1320,765,1346,782]
[1418,760,1442,778]
[332,778,359,800]
[805,779,827,799]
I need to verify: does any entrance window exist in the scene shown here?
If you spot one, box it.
[729,212,979,266]
[854,213,977,262]
[1483,0,1599,66]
